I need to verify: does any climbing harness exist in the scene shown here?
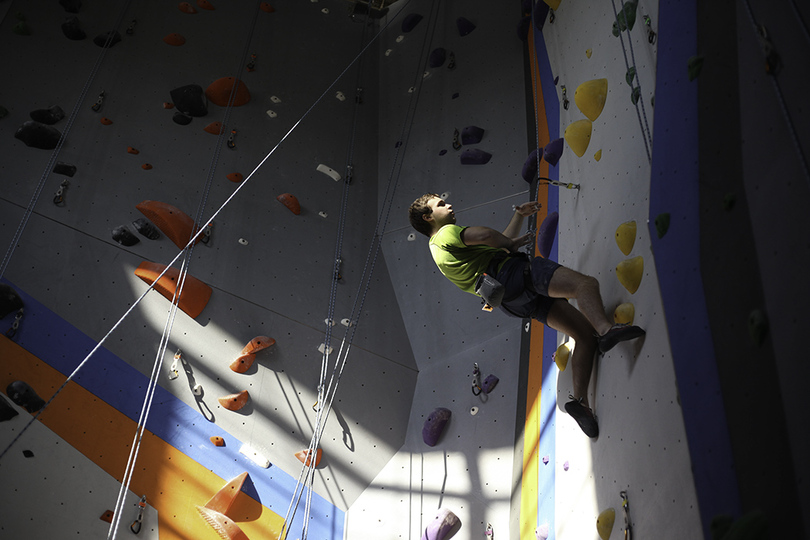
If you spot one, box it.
[620,490,632,540]
[130,495,147,534]
[53,179,69,206]
[4,308,23,339]
[471,363,482,395]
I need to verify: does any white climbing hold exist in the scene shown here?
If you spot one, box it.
[525,322,531,332]
[239,443,270,468]
[318,343,333,355]
[324,318,335,327]
[422,71,430,79]
[407,232,416,241]
[340,318,354,327]
[168,349,181,380]
[385,49,393,56]
[396,35,404,42]
[270,95,281,103]
[408,86,415,93]
[470,406,479,416]
[192,384,202,396]
[335,91,345,101]
[321,8,329,14]
[238,238,248,245]
[266,109,277,118]
[318,211,328,218]
[316,163,341,181]
[440,191,451,199]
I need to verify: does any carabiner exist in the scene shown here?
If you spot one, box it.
[471,363,482,396]
[130,495,147,534]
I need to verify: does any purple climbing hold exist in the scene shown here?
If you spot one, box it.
[402,13,423,33]
[460,148,491,165]
[461,125,484,145]
[14,121,62,149]
[30,105,65,125]
[61,16,86,40]
[421,508,461,540]
[543,137,564,166]
[6,381,45,413]
[457,17,476,37]
[439,149,447,156]
[521,148,540,182]
[542,455,549,465]
[481,374,499,394]
[429,47,447,68]
[553,76,559,86]
[422,407,452,447]
[536,211,558,258]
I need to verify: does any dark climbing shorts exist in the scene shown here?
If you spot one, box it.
[494,255,561,324]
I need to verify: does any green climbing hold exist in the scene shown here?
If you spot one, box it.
[13,21,32,35]
[722,193,736,211]
[651,95,655,107]
[625,66,636,86]
[654,212,670,238]
[748,309,768,347]
[15,11,25,20]
[631,87,641,104]
[612,0,638,36]
[688,55,704,81]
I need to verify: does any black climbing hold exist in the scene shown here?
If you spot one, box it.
[722,193,736,211]
[0,283,24,319]
[62,16,86,40]
[457,17,476,37]
[461,126,484,145]
[14,121,62,150]
[451,92,459,99]
[170,84,208,117]
[401,13,423,33]
[0,105,9,119]
[6,381,46,413]
[0,394,19,422]
[438,149,447,156]
[688,55,704,82]
[428,48,446,68]
[112,225,140,246]
[93,30,121,48]
[13,21,32,36]
[132,218,160,240]
[654,212,670,238]
[29,105,65,125]
[53,162,77,177]
[172,111,193,125]
[22,450,34,458]
[748,309,768,346]
[460,148,491,165]
[60,0,82,13]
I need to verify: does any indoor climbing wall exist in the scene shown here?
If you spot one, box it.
[0,0,419,538]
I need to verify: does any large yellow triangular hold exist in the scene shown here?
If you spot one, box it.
[564,119,592,157]
[615,220,636,255]
[616,256,644,294]
[575,78,608,121]
[597,508,616,540]
[544,0,561,10]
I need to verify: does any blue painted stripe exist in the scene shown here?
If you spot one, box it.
[1,278,344,539]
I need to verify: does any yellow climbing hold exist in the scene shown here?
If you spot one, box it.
[564,119,592,157]
[614,303,635,325]
[594,149,602,161]
[597,508,616,540]
[575,78,608,121]
[544,0,561,10]
[615,220,636,255]
[616,256,644,294]
[586,48,592,58]
[554,342,570,371]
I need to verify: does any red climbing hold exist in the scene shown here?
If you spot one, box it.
[197,0,215,10]
[163,102,174,109]
[127,146,140,154]
[134,261,212,319]
[277,193,301,215]
[135,200,201,249]
[226,172,243,183]
[100,117,113,125]
[210,436,225,447]
[141,163,153,170]
[295,448,323,468]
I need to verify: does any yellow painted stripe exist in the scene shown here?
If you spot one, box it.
[0,336,284,540]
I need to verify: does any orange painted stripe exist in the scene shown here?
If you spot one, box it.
[0,336,284,540]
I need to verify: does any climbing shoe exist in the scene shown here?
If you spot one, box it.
[564,396,599,438]
[597,323,645,354]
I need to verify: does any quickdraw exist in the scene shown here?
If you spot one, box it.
[168,349,181,380]
[643,15,656,44]
[620,490,632,540]
[345,164,354,184]
[246,53,257,72]
[452,128,462,150]
[227,128,237,149]
[5,308,23,339]
[471,363,482,396]
[130,495,147,534]
[91,90,105,112]
[53,179,69,206]
[561,85,569,110]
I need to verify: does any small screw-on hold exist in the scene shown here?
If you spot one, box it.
[396,35,404,42]
[470,406,479,416]
[319,211,328,218]
[266,110,277,118]
[270,95,281,103]
[192,384,202,396]
[238,238,248,245]
[407,233,416,241]
[324,318,335,327]
[321,7,329,14]
[335,91,345,101]
[385,49,393,56]
[525,322,531,332]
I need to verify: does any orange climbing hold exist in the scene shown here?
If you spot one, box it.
[127,146,139,154]
[295,448,323,468]
[179,2,197,14]
[226,172,243,183]
[205,77,251,107]
[163,33,186,46]
[204,121,223,135]
[100,117,113,125]
[260,2,275,13]
[210,436,225,447]
[197,473,251,540]
[136,200,201,248]
[197,0,215,9]
[229,353,256,374]
[204,472,248,516]
[277,193,301,215]
[197,507,249,540]
[218,390,249,411]
[99,510,114,523]
[240,336,275,355]
[142,164,153,170]
[134,261,213,318]
[163,102,175,109]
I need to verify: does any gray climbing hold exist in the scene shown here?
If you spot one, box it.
[61,16,86,40]
[111,225,140,246]
[461,125,484,145]
[173,111,193,125]
[132,217,160,240]
[30,105,65,125]
[59,0,82,13]
[422,407,451,447]
[457,17,476,36]
[6,381,45,413]
[0,394,19,422]
[402,13,423,33]
[170,84,208,117]
[93,30,121,48]
[0,283,24,319]
[543,137,564,166]
[14,120,62,149]
[429,47,446,68]
[53,162,77,177]
[460,148,491,165]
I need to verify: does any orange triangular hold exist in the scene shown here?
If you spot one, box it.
[240,336,275,355]
[226,172,243,183]
[136,200,201,249]
[276,193,301,215]
[101,117,113,125]
[197,0,215,10]
[229,353,256,374]
[204,472,248,514]
[205,121,223,135]
[179,2,197,14]
[218,390,249,411]
[206,77,251,107]
[210,436,225,447]
[134,261,213,319]
[163,33,186,46]
[295,448,323,468]
[99,510,114,523]
[260,2,275,13]
[197,506,250,540]
[128,146,140,154]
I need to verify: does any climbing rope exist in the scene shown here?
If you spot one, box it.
[0,0,134,280]
[608,0,653,164]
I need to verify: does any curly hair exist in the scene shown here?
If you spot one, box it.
[408,193,440,237]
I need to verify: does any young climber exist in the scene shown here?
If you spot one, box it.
[408,193,645,438]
